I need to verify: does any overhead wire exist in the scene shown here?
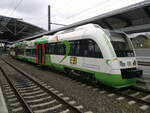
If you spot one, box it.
[50,0,108,26]
[64,0,124,23]
[84,0,136,18]
[1,0,24,36]
[5,0,15,14]
[66,0,111,19]
[47,0,112,25]
[49,0,69,19]
[48,0,121,26]
[9,0,24,16]
[67,0,127,20]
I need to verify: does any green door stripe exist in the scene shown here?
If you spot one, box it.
[59,40,71,63]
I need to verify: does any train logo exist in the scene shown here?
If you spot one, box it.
[70,56,77,64]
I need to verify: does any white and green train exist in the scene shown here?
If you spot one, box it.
[10,24,142,88]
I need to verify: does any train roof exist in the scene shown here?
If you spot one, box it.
[15,24,129,46]
[34,24,101,44]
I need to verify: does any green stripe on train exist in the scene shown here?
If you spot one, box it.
[17,55,136,88]
[17,55,36,63]
[51,62,136,88]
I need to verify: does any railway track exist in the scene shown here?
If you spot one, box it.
[1,57,150,112]
[64,72,150,111]
[114,87,150,109]
[138,61,150,66]
[0,58,92,113]
[68,75,150,111]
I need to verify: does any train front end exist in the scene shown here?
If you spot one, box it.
[102,31,143,88]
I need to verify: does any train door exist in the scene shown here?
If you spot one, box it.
[36,44,45,64]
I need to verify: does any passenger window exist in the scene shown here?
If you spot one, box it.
[74,41,80,56]
[88,40,95,57]
[50,43,55,54]
[83,39,103,58]
[69,41,74,56]
[57,43,65,55]
[45,39,103,58]
[94,42,103,58]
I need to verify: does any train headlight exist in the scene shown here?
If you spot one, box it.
[120,61,125,67]
[133,60,136,66]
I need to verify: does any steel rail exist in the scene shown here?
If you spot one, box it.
[2,56,149,112]
[130,86,150,94]
[114,89,150,105]
[0,67,34,113]
[0,57,83,113]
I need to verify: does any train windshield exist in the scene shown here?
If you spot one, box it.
[109,32,134,57]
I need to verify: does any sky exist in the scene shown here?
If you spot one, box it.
[0,0,146,30]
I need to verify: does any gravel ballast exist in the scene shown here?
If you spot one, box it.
[1,55,149,113]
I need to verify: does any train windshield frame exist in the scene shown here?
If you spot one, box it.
[109,32,134,57]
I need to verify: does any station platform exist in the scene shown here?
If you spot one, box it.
[0,87,8,113]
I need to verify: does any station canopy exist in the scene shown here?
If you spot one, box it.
[0,15,46,43]
[87,1,150,34]
[60,1,150,34]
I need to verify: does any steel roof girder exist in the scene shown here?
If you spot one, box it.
[101,19,113,30]
[143,6,150,17]
[115,24,150,33]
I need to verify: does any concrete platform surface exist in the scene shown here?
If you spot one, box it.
[0,87,8,113]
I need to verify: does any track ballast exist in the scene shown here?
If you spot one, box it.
[0,58,92,113]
